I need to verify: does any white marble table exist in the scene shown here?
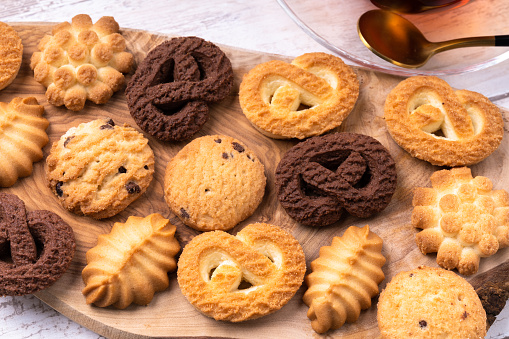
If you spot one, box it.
[0,0,507,338]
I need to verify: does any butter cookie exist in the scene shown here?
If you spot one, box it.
[0,22,23,90]
[30,14,133,111]
[239,52,359,139]
[177,223,306,321]
[0,97,49,187]
[164,135,266,231]
[46,118,154,219]
[412,167,509,275]
[385,76,503,166]
[82,213,180,309]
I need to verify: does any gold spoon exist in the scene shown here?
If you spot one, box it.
[370,0,467,14]
[357,10,509,68]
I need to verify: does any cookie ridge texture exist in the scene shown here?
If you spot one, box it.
[412,167,509,276]
[384,76,503,166]
[0,97,49,187]
[177,223,306,321]
[239,52,359,139]
[46,118,154,219]
[30,14,133,111]
[303,225,386,333]
[82,213,181,309]
[164,134,266,231]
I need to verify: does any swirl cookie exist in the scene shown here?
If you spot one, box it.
[164,135,266,231]
[239,52,359,139]
[46,118,154,219]
[0,97,49,187]
[177,223,306,322]
[125,36,234,141]
[275,132,397,227]
[30,14,134,111]
[377,266,487,339]
[0,193,76,296]
[385,76,504,166]
[303,225,386,333]
[0,22,23,90]
[82,213,180,309]
[412,167,509,276]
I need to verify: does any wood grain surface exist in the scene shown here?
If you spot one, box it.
[1,23,508,339]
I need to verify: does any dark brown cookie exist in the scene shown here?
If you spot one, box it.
[0,193,76,296]
[125,36,234,141]
[275,133,397,227]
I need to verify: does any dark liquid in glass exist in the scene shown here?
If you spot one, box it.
[370,0,470,13]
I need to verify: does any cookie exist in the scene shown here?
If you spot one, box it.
[303,225,386,333]
[177,223,306,322]
[275,132,397,227]
[0,21,23,90]
[164,135,266,231]
[377,266,487,339]
[239,52,359,139]
[0,193,76,296]
[30,14,134,111]
[125,36,234,141]
[46,118,154,219]
[412,167,509,275]
[0,97,49,187]
[82,213,180,309]
[385,76,504,166]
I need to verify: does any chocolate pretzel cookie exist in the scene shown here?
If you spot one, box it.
[275,133,397,227]
[125,36,234,141]
[0,193,76,296]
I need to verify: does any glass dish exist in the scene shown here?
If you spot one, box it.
[277,0,509,76]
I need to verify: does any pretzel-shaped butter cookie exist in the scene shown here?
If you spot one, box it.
[30,14,133,111]
[177,223,306,322]
[412,167,509,276]
[385,76,504,166]
[239,52,359,139]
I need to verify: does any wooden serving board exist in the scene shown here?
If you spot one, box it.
[2,23,508,339]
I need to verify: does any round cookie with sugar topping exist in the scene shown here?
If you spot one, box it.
[412,167,509,276]
[164,135,266,231]
[30,14,133,111]
[46,118,154,219]
[377,266,487,339]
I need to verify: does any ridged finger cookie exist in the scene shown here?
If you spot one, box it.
[0,97,49,187]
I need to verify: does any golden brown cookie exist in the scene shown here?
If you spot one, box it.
[377,266,487,339]
[46,118,154,219]
[412,167,509,275]
[164,135,266,231]
[0,22,23,91]
[239,52,359,139]
[303,225,386,333]
[385,76,504,166]
[82,213,180,309]
[30,14,133,111]
[177,223,306,321]
[0,97,49,187]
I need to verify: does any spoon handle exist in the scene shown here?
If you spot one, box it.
[495,35,509,46]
